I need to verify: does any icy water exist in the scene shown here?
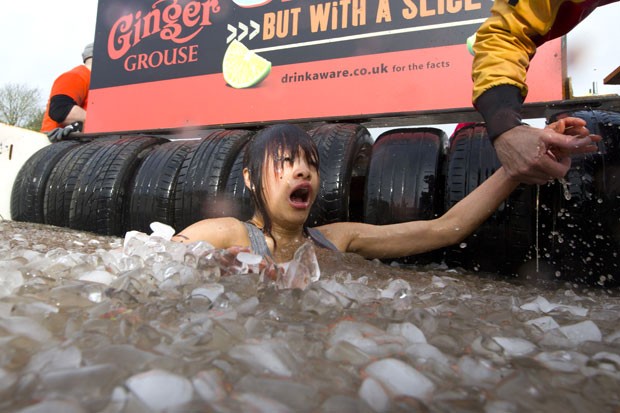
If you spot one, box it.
[1,220,619,413]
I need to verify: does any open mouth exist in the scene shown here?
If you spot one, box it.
[289,184,311,208]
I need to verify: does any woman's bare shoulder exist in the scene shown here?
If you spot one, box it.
[172,217,248,247]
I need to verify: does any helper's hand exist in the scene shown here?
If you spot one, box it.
[493,117,600,185]
[47,121,83,143]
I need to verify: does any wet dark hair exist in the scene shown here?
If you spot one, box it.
[243,124,319,243]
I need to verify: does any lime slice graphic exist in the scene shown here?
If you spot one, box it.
[222,40,272,89]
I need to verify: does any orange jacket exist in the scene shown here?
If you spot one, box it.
[472,0,618,140]
[41,65,91,132]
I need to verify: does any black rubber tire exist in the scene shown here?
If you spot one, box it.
[363,128,445,264]
[307,123,373,226]
[541,110,620,286]
[44,140,110,227]
[174,130,253,231]
[11,141,80,223]
[69,136,167,236]
[364,127,445,224]
[126,140,199,233]
[223,140,254,221]
[443,124,535,274]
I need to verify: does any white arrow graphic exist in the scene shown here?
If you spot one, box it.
[227,21,262,43]
[249,20,260,40]
[226,24,237,43]
[238,22,249,41]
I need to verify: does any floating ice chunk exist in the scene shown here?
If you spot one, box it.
[379,279,411,299]
[405,343,453,376]
[78,269,115,285]
[525,316,560,332]
[364,358,435,401]
[103,386,129,413]
[534,350,588,373]
[39,364,120,400]
[592,351,620,372]
[317,280,357,307]
[0,269,23,298]
[387,322,427,344]
[457,356,504,386]
[0,316,52,342]
[149,222,176,240]
[191,284,225,302]
[277,242,320,290]
[359,377,390,413]
[228,340,297,377]
[492,337,537,356]
[328,320,405,358]
[431,275,457,288]
[122,230,150,255]
[606,330,620,344]
[325,340,373,365]
[559,320,602,344]
[520,296,588,317]
[26,345,82,373]
[234,392,294,413]
[237,251,263,266]
[126,369,194,411]
[192,369,227,402]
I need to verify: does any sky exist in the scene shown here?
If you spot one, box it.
[1,1,619,115]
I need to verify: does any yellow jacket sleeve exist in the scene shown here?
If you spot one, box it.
[470,0,614,140]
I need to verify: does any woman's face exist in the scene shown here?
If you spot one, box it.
[261,148,319,227]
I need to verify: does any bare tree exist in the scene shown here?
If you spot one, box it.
[0,83,44,130]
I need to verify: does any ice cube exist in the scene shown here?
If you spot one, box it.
[359,377,390,413]
[520,296,588,317]
[78,270,116,285]
[191,284,225,302]
[149,222,176,240]
[364,358,435,401]
[559,320,602,344]
[387,322,427,344]
[126,369,194,411]
[234,392,294,413]
[192,369,227,402]
[228,339,298,377]
[525,316,560,332]
[0,269,23,298]
[379,279,411,299]
[492,337,537,357]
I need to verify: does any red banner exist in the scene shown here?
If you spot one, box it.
[86,0,563,133]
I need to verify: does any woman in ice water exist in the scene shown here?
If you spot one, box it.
[173,119,595,264]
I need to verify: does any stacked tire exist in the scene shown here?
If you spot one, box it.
[442,124,536,275]
[363,128,446,264]
[10,114,620,286]
[537,110,620,287]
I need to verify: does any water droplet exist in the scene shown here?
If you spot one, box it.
[459,242,467,249]
[558,177,572,200]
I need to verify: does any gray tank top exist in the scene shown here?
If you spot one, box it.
[243,222,339,258]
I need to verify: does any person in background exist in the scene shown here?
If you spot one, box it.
[173,120,591,264]
[41,42,93,142]
[471,0,615,184]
